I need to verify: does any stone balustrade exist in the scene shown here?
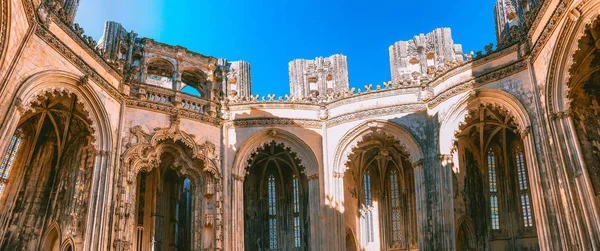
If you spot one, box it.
[135,82,219,118]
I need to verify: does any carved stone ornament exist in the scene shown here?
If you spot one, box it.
[115,115,223,250]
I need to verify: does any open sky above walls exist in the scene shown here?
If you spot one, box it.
[76,0,498,97]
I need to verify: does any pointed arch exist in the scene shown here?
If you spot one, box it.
[61,238,75,251]
[116,120,221,250]
[455,216,476,251]
[0,70,114,251]
[440,88,532,155]
[40,222,61,251]
[232,128,320,177]
[545,2,600,114]
[333,120,423,174]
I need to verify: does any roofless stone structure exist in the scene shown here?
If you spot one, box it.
[0,0,599,250]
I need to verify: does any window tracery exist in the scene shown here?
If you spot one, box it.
[0,128,22,196]
[363,172,374,243]
[488,149,500,230]
[244,141,308,250]
[515,147,533,227]
[268,174,278,250]
[293,176,301,248]
[389,170,401,242]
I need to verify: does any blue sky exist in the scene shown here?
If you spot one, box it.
[75,0,498,96]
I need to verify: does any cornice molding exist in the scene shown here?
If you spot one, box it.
[428,61,528,109]
[326,104,427,127]
[35,26,124,101]
[326,87,420,109]
[228,103,321,111]
[50,14,123,81]
[230,118,322,129]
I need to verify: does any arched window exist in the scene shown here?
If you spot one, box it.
[244,141,309,250]
[488,149,500,230]
[292,176,301,248]
[389,170,401,242]
[515,147,533,227]
[363,172,374,242]
[0,128,23,196]
[268,174,277,250]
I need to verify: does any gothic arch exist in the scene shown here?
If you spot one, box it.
[455,216,476,251]
[40,222,61,251]
[333,120,424,174]
[545,1,600,114]
[61,238,75,251]
[443,88,554,249]
[545,4,600,246]
[232,128,320,177]
[0,70,113,250]
[440,89,532,156]
[230,128,321,251]
[115,116,221,250]
[345,228,359,251]
[2,70,112,152]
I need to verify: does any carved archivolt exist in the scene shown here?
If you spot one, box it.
[233,128,320,177]
[114,114,222,250]
[333,120,424,173]
[545,1,600,114]
[439,89,532,155]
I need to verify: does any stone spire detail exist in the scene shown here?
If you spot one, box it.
[223,60,252,99]
[97,21,129,62]
[494,0,539,45]
[97,21,138,72]
[61,0,80,24]
[288,54,349,98]
[389,28,463,85]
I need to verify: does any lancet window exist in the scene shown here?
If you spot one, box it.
[389,170,401,242]
[515,147,533,227]
[488,149,500,230]
[0,128,22,196]
[363,172,374,243]
[244,141,309,250]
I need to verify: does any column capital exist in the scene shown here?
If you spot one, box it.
[412,159,424,168]
[232,173,245,182]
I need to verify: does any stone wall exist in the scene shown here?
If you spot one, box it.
[0,0,598,250]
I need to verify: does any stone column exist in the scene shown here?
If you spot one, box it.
[549,112,600,249]
[333,172,346,250]
[83,150,113,251]
[307,174,320,250]
[231,174,245,251]
[173,62,182,91]
[413,160,426,250]
[414,154,456,250]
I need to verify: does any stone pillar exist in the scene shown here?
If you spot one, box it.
[414,154,456,250]
[307,174,320,250]
[549,113,600,249]
[231,174,245,251]
[83,150,113,251]
[413,160,426,250]
[174,61,182,91]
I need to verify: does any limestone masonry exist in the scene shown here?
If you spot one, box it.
[0,0,599,250]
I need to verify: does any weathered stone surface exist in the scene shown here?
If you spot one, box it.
[0,0,598,250]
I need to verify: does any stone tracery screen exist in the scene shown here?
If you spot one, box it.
[0,128,22,196]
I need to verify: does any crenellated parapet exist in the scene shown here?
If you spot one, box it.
[389,28,464,86]
[288,54,349,99]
